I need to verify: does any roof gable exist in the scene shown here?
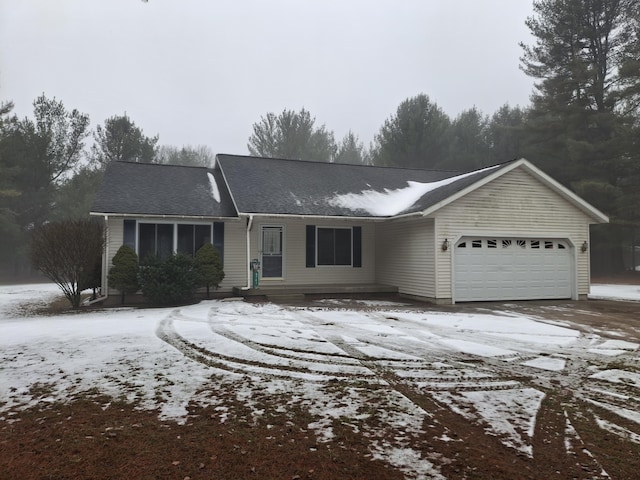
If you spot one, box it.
[420,158,609,223]
[91,161,237,218]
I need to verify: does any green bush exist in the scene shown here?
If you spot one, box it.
[108,245,140,305]
[138,253,200,305]
[194,243,224,298]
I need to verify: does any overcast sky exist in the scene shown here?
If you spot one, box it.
[1,0,536,156]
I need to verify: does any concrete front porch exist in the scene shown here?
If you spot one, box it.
[232,283,398,302]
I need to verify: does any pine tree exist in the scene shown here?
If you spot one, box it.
[108,245,140,305]
[371,94,451,169]
[248,108,336,162]
[194,243,224,299]
[520,0,638,183]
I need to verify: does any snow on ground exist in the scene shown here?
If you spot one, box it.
[1,283,639,478]
[590,283,640,301]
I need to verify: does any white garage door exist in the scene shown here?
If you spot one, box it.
[453,237,573,302]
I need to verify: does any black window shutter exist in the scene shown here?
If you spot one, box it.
[123,219,136,250]
[353,226,362,268]
[306,225,316,268]
[213,222,225,264]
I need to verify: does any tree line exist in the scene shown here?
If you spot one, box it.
[1,0,639,277]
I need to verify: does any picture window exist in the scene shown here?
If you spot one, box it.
[317,227,352,266]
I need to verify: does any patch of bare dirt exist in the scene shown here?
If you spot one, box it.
[2,296,640,479]
[0,394,403,480]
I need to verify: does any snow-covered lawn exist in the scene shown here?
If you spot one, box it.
[590,283,640,302]
[1,283,639,479]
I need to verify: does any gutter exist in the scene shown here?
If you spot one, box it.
[89,212,240,221]
[237,212,383,222]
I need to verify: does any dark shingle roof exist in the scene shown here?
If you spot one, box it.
[91,161,236,217]
[216,154,507,217]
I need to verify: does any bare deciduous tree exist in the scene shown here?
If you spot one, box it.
[30,219,104,309]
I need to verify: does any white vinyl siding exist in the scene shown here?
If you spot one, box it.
[251,217,375,285]
[375,218,435,299]
[434,168,593,301]
[218,220,247,291]
[104,216,124,294]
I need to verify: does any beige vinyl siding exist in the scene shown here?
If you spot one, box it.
[433,168,594,300]
[218,220,246,292]
[104,216,124,295]
[375,218,435,298]
[250,217,375,286]
[103,217,245,295]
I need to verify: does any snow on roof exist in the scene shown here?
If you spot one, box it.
[207,172,221,203]
[327,165,500,216]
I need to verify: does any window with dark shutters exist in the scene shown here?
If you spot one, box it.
[353,226,362,267]
[213,222,225,265]
[306,225,316,267]
[123,219,136,249]
[307,225,362,267]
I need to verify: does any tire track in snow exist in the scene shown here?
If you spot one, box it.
[156,312,374,381]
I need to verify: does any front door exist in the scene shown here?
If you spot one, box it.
[261,226,283,278]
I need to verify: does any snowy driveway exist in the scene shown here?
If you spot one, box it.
[1,284,639,479]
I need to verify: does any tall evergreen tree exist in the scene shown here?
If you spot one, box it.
[520,0,640,272]
[334,131,368,165]
[248,108,336,162]
[0,95,90,275]
[371,94,451,169]
[92,114,158,166]
[486,104,528,162]
[521,0,638,182]
[51,166,104,221]
[0,101,22,273]
[443,107,492,171]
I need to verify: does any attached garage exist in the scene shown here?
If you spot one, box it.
[453,237,573,302]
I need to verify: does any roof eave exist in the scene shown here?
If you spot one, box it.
[89,211,241,221]
[235,212,386,222]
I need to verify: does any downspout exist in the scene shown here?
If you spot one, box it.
[245,215,254,289]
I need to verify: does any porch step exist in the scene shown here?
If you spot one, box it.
[233,284,398,298]
[266,293,306,303]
